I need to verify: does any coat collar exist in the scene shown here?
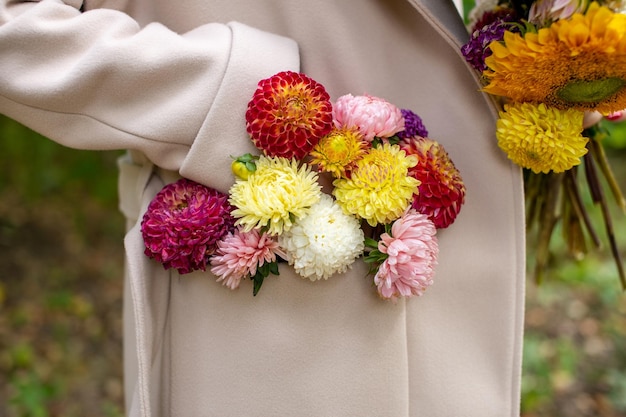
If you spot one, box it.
[407,0,469,51]
[408,0,502,119]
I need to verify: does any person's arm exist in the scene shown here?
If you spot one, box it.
[0,0,299,192]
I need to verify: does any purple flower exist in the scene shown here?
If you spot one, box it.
[462,16,518,73]
[397,109,428,139]
[141,179,235,274]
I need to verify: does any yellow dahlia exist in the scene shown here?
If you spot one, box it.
[496,102,588,173]
[309,127,368,178]
[228,156,322,235]
[484,2,626,113]
[333,144,419,226]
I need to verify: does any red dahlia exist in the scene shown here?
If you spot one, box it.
[400,137,465,229]
[141,179,235,274]
[245,71,333,159]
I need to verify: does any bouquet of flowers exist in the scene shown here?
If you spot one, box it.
[141,71,466,301]
[462,0,626,288]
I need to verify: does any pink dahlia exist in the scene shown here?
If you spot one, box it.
[141,179,235,274]
[210,228,286,290]
[400,136,465,229]
[374,210,438,302]
[245,71,333,160]
[333,94,405,142]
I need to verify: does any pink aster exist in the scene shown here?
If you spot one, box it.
[210,228,286,290]
[333,94,405,142]
[141,179,235,274]
[374,210,438,302]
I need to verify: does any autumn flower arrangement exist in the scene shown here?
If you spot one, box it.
[141,71,465,301]
[462,0,626,288]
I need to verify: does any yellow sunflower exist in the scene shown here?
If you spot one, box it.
[484,2,626,114]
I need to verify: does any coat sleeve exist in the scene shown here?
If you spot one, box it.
[0,0,300,192]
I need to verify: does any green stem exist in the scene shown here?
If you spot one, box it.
[564,169,601,249]
[583,152,626,290]
[534,172,563,285]
[590,137,626,213]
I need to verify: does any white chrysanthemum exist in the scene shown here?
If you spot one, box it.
[278,194,365,281]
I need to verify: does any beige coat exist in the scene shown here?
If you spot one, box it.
[0,1,525,416]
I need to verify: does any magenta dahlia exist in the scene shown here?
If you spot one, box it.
[400,136,465,229]
[141,178,235,274]
[245,71,333,160]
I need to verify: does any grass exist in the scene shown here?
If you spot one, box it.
[0,116,125,417]
[1,113,626,416]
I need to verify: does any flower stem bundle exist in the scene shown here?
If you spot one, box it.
[463,0,626,289]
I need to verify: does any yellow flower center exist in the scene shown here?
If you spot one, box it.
[277,84,325,124]
[310,128,366,178]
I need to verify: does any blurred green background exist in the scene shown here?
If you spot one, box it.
[0,115,125,417]
[1,114,626,416]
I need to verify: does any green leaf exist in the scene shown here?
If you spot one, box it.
[245,161,257,172]
[251,273,265,297]
[364,237,379,249]
[250,261,281,296]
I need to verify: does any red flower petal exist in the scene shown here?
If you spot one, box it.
[400,137,466,229]
[246,71,333,159]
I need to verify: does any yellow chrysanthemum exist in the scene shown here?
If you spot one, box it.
[496,102,588,173]
[309,127,368,178]
[333,144,420,226]
[484,2,626,113]
[229,156,322,235]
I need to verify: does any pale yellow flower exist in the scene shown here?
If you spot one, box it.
[333,144,419,226]
[229,156,322,235]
